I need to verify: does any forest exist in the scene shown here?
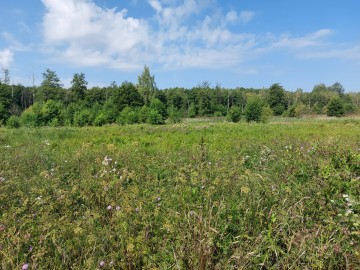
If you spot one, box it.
[1,66,359,128]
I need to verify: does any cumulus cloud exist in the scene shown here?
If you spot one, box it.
[40,0,344,71]
[41,0,151,69]
[0,48,14,68]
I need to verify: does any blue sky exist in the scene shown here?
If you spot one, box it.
[0,0,359,91]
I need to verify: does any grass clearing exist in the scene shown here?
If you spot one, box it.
[1,120,359,269]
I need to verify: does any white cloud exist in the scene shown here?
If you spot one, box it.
[271,29,334,49]
[41,0,151,69]
[0,48,14,68]
[40,0,353,72]
[239,11,255,24]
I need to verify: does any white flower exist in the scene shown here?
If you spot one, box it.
[102,156,112,166]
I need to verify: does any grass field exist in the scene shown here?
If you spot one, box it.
[1,119,359,269]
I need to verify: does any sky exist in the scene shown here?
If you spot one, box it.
[0,0,359,92]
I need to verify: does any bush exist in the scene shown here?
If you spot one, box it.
[147,109,165,125]
[260,105,273,123]
[6,115,21,128]
[20,105,41,127]
[73,109,93,127]
[327,98,345,117]
[245,97,264,122]
[226,106,242,122]
[117,107,139,125]
[167,106,182,123]
[93,112,108,126]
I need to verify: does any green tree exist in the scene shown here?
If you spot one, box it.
[137,65,157,106]
[112,82,144,111]
[70,73,87,102]
[328,82,345,96]
[37,69,64,102]
[268,83,287,115]
[327,98,345,117]
[245,96,264,122]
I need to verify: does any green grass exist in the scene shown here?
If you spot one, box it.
[1,120,359,269]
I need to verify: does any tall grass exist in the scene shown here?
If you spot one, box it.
[0,120,359,269]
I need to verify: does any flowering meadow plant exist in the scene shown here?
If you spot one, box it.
[0,121,359,269]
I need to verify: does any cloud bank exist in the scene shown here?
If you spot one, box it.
[40,0,343,71]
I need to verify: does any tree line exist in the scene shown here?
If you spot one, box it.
[1,66,359,128]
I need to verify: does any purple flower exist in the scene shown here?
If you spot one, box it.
[99,260,105,267]
[29,246,33,252]
[135,207,139,212]
[22,263,29,270]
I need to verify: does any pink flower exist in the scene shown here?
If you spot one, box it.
[99,260,105,267]
[107,205,112,210]
[22,263,29,270]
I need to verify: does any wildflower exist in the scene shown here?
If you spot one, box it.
[4,145,10,148]
[102,156,112,166]
[115,205,121,211]
[135,207,139,212]
[22,263,29,270]
[43,140,50,146]
[35,196,42,201]
[0,224,6,231]
[29,246,33,252]
[157,197,161,201]
[99,260,105,267]
[107,205,112,210]
[109,261,114,266]
[0,176,5,182]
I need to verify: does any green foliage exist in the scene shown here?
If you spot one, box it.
[36,69,64,102]
[245,96,264,122]
[260,105,273,123]
[70,72,87,102]
[188,102,197,118]
[287,102,307,118]
[73,109,93,127]
[117,106,139,125]
[226,106,241,122]
[327,98,346,117]
[149,98,167,118]
[6,115,20,128]
[167,106,182,123]
[93,112,108,126]
[268,83,287,115]
[0,121,359,269]
[146,109,165,125]
[137,65,157,106]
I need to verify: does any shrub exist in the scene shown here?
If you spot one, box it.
[245,97,264,122]
[260,105,273,123]
[167,106,182,123]
[93,112,108,126]
[226,106,242,122]
[6,115,21,128]
[147,109,165,125]
[327,98,345,117]
[73,109,92,127]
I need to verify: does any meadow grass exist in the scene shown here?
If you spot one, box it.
[0,120,359,269]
